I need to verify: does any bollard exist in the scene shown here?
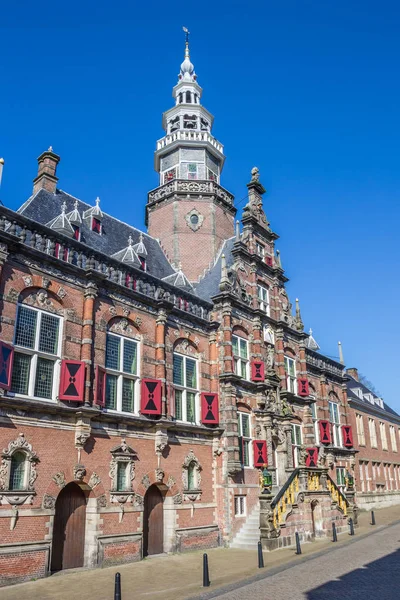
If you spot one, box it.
[332,522,337,542]
[114,572,122,600]
[371,510,376,526]
[349,518,355,536]
[295,532,302,555]
[257,541,264,568]
[203,553,210,587]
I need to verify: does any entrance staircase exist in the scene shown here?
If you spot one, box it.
[231,503,260,550]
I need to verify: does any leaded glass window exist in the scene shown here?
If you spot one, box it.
[232,335,249,379]
[10,452,26,490]
[173,353,198,423]
[104,333,138,413]
[284,356,297,394]
[116,462,129,491]
[11,305,61,400]
[187,462,196,490]
[238,412,251,467]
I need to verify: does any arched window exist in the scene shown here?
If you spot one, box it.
[187,462,196,490]
[10,452,26,490]
[186,91,191,103]
[178,93,183,104]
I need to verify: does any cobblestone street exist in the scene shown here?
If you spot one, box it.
[203,522,400,600]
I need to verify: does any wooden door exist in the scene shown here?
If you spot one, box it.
[143,485,163,556]
[51,482,86,571]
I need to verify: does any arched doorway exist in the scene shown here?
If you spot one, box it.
[143,484,164,556]
[51,482,86,571]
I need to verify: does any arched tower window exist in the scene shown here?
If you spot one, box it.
[179,93,183,104]
[186,91,191,103]
[10,452,27,490]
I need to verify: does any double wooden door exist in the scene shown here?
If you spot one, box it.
[143,485,164,556]
[51,482,86,571]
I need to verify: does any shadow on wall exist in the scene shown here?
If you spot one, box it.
[307,548,400,600]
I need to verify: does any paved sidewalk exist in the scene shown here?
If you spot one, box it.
[2,505,400,600]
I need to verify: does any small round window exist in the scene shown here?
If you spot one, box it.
[190,214,199,226]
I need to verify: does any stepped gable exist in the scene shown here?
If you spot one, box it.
[18,188,175,280]
[194,237,235,301]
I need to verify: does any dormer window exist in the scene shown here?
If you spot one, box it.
[72,225,80,241]
[91,216,102,234]
[139,257,146,271]
[256,243,265,258]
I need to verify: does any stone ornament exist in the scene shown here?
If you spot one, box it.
[155,468,164,483]
[88,472,101,489]
[109,439,137,506]
[166,475,176,490]
[182,449,202,502]
[141,474,151,490]
[97,494,107,509]
[73,464,86,482]
[185,208,204,232]
[173,493,183,505]
[42,494,56,510]
[52,472,66,489]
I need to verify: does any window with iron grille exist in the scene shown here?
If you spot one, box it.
[116,462,129,491]
[232,335,249,379]
[284,356,297,394]
[11,305,61,400]
[9,452,27,490]
[173,353,198,423]
[238,412,252,467]
[105,333,139,413]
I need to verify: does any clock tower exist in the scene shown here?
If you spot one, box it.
[146,31,236,282]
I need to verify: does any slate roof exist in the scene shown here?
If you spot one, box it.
[194,236,235,301]
[18,189,175,281]
[347,374,400,420]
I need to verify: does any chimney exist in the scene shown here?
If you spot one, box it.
[346,367,359,381]
[32,147,60,195]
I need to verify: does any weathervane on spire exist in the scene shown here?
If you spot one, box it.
[183,26,190,44]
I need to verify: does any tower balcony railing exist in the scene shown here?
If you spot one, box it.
[156,130,224,153]
[147,179,234,207]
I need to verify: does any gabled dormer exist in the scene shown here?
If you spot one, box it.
[83,197,103,234]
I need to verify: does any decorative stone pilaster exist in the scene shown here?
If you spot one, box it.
[260,492,280,551]
[155,304,169,416]
[82,280,98,406]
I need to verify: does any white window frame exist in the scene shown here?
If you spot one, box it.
[292,424,302,467]
[11,304,63,402]
[380,422,388,451]
[390,425,398,452]
[369,418,378,448]
[104,332,140,414]
[257,284,270,315]
[329,401,341,447]
[238,412,252,468]
[234,495,246,517]
[356,413,366,446]
[263,325,274,345]
[173,352,199,424]
[256,242,265,259]
[310,402,319,445]
[284,356,297,395]
[232,335,249,380]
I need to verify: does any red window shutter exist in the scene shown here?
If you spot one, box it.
[72,225,80,240]
[54,242,60,258]
[306,447,318,468]
[59,360,85,402]
[297,377,309,397]
[201,393,219,425]
[94,366,106,407]
[251,360,265,382]
[141,379,162,415]
[342,425,354,448]
[319,420,331,444]
[0,341,14,390]
[253,440,268,468]
[265,256,273,267]
[92,217,101,233]
[63,247,69,261]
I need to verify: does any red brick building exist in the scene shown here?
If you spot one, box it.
[347,368,400,509]
[0,36,361,585]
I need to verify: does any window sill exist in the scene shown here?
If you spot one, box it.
[6,392,57,404]
[0,490,36,506]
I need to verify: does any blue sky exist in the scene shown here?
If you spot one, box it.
[1,1,399,407]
